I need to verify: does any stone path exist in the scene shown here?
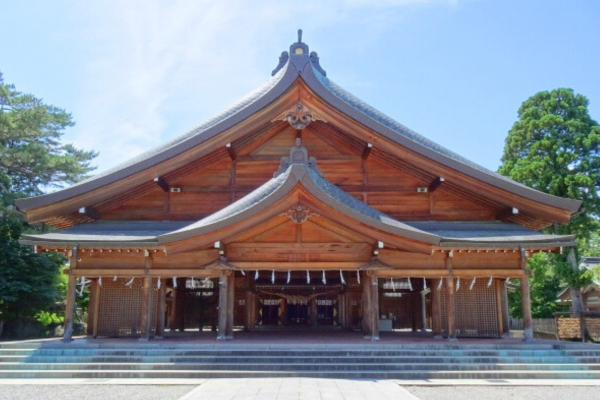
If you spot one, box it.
[178,378,420,400]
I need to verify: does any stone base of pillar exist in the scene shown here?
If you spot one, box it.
[154,336,164,340]
[433,334,443,340]
[138,337,149,342]
[502,332,511,339]
[448,337,458,342]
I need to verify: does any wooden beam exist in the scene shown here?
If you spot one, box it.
[226,143,237,161]
[153,177,169,192]
[68,268,219,278]
[376,269,526,278]
[78,206,100,220]
[428,177,445,193]
[362,142,373,160]
[228,242,372,253]
[231,262,364,270]
[498,207,519,221]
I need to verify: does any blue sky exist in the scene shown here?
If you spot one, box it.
[1,0,599,177]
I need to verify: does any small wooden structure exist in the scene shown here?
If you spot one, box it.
[17,33,581,342]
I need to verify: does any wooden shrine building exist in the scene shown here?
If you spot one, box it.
[17,33,581,342]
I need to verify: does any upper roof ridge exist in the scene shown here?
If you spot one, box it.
[272,29,326,77]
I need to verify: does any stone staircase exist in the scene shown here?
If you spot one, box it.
[1,341,600,379]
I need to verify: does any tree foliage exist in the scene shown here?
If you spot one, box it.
[0,71,97,211]
[0,71,96,336]
[508,253,568,318]
[499,88,600,242]
[499,88,600,312]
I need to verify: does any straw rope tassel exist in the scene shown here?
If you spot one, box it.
[456,277,460,291]
[125,277,134,287]
[306,270,310,284]
[322,270,326,284]
[437,278,443,290]
[469,277,476,290]
[407,277,413,291]
[390,278,395,292]
[113,275,117,281]
[157,277,161,289]
[172,277,178,289]
[271,270,275,284]
[287,270,291,284]
[255,270,259,280]
[98,276,102,287]
[487,276,493,288]
[423,277,426,290]
[340,270,345,285]
[357,270,361,284]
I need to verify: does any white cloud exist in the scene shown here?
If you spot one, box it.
[64,0,462,173]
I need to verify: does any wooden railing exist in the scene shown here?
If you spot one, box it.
[509,317,557,336]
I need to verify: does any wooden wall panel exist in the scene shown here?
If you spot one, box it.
[172,157,231,186]
[367,159,425,187]
[169,193,231,215]
[368,193,430,215]
[432,189,496,220]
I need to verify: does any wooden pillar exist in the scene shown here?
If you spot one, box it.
[370,274,380,341]
[63,275,77,343]
[87,278,98,337]
[92,279,101,338]
[361,273,372,337]
[226,272,235,338]
[520,275,534,342]
[217,270,228,340]
[497,279,510,338]
[155,279,167,339]
[431,279,442,338]
[445,254,457,341]
[309,298,317,326]
[519,248,534,342]
[421,290,428,332]
[411,290,420,332]
[139,276,153,341]
[63,246,78,343]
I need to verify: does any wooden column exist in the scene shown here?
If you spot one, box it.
[421,290,428,332]
[309,298,317,326]
[520,274,534,342]
[87,278,98,337]
[519,248,534,342]
[217,270,228,340]
[361,273,372,337]
[370,274,380,341]
[431,279,442,338]
[62,246,78,343]
[226,272,235,338]
[155,279,167,339]
[139,276,153,341]
[245,275,253,331]
[445,254,457,341]
[497,279,510,338]
[91,279,101,338]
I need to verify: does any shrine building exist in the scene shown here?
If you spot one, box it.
[16,33,581,342]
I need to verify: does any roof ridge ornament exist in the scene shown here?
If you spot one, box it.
[271,29,326,76]
[273,138,323,178]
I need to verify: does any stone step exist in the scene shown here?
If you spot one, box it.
[9,348,599,357]
[1,369,600,379]
[7,355,599,364]
[1,362,599,372]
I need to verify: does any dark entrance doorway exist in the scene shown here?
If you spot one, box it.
[287,301,309,325]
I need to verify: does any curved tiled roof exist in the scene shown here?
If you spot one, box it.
[15,38,582,216]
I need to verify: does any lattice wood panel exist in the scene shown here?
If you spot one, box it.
[96,278,158,337]
[440,278,500,338]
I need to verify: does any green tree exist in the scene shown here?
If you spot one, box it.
[499,88,600,313]
[0,71,96,337]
